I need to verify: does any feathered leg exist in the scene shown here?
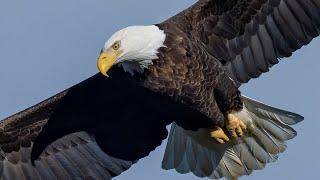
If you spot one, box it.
[211,73,246,142]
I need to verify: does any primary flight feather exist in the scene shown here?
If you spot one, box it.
[0,0,319,179]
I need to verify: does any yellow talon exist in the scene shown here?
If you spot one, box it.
[226,113,247,138]
[210,127,230,144]
[210,113,248,143]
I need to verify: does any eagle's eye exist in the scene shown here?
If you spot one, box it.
[112,41,121,50]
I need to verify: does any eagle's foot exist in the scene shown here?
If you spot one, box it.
[210,127,230,144]
[226,113,247,138]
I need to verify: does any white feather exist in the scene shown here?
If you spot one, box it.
[104,25,166,75]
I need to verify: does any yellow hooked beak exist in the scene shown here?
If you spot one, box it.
[97,49,123,77]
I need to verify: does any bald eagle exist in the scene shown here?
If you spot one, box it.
[1,0,319,179]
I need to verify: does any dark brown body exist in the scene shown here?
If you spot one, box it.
[144,22,242,127]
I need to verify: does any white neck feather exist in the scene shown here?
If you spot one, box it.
[104,25,166,75]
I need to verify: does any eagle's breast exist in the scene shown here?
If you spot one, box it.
[142,23,227,125]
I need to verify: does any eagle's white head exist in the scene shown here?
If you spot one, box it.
[97,25,166,76]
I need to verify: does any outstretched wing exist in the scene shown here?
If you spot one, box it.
[168,0,320,86]
[0,67,211,179]
[0,90,133,180]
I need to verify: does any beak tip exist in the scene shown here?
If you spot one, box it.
[99,71,109,77]
[100,71,109,77]
[97,51,116,78]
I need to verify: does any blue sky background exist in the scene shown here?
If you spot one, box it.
[0,0,319,179]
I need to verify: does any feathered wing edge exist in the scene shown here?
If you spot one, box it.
[225,0,320,86]
[162,96,303,180]
[0,74,136,180]
[1,131,133,180]
[172,0,320,87]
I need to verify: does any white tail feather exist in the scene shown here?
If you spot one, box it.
[162,96,303,180]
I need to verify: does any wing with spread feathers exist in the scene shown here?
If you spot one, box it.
[0,91,132,180]
[168,0,320,86]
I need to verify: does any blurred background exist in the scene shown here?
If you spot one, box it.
[0,0,319,179]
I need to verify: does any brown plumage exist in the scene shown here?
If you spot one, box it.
[0,0,319,179]
[144,22,243,127]
[0,90,134,180]
[145,0,320,123]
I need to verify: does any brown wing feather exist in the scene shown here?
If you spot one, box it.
[166,0,320,86]
[0,87,133,180]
